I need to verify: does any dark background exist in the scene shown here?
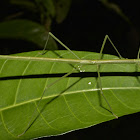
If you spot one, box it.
[52,0,140,58]
[0,0,140,140]
[48,1,140,140]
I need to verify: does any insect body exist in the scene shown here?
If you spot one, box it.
[0,33,140,139]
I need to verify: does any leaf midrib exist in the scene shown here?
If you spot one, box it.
[0,86,140,112]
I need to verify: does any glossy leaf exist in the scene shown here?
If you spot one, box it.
[100,0,131,24]
[54,0,72,23]
[10,0,36,11]
[0,20,57,49]
[0,50,140,140]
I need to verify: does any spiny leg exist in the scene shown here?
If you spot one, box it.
[97,35,122,119]
[18,32,81,137]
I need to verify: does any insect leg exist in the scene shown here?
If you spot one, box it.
[99,35,122,59]
[97,35,120,118]
[18,33,81,137]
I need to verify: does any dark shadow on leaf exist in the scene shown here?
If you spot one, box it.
[0,72,140,81]
[135,64,140,84]
[96,76,113,115]
[22,77,82,135]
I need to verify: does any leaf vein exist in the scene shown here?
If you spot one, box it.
[62,77,86,124]
[83,92,111,117]
[14,53,39,105]
[0,87,140,112]
[34,102,61,132]
[0,112,17,138]
[110,89,138,110]
[0,59,8,74]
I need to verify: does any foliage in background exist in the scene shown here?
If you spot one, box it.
[100,0,131,24]
[0,0,137,55]
[0,0,72,54]
[0,1,140,139]
[0,50,140,140]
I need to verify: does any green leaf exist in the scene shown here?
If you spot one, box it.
[100,0,131,24]
[0,50,140,140]
[54,0,72,23]
[0,20,57,50]
[10,0,36,11]
[35,0,55,17]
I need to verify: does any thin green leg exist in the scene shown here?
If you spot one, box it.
[18,32,81,137]
[97,35,121,118]
[97,65,118,118]
[18,70,76,137]
[19,33,121,136]
[41,32,50,55]
[99,35,122,59]
[136,47,140,71]
[42,32,80,59]
[49,33,120,118]
[137,47,140,59]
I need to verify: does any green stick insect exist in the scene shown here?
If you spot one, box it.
[17,32,137,137]
[0,32,140,138]
[20,33,120,136]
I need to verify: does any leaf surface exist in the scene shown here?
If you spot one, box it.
[0,20,57,49]
[0,50,140,140]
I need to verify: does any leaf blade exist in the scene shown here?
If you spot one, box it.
[0,20,57,50]
[0,50,140,139]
